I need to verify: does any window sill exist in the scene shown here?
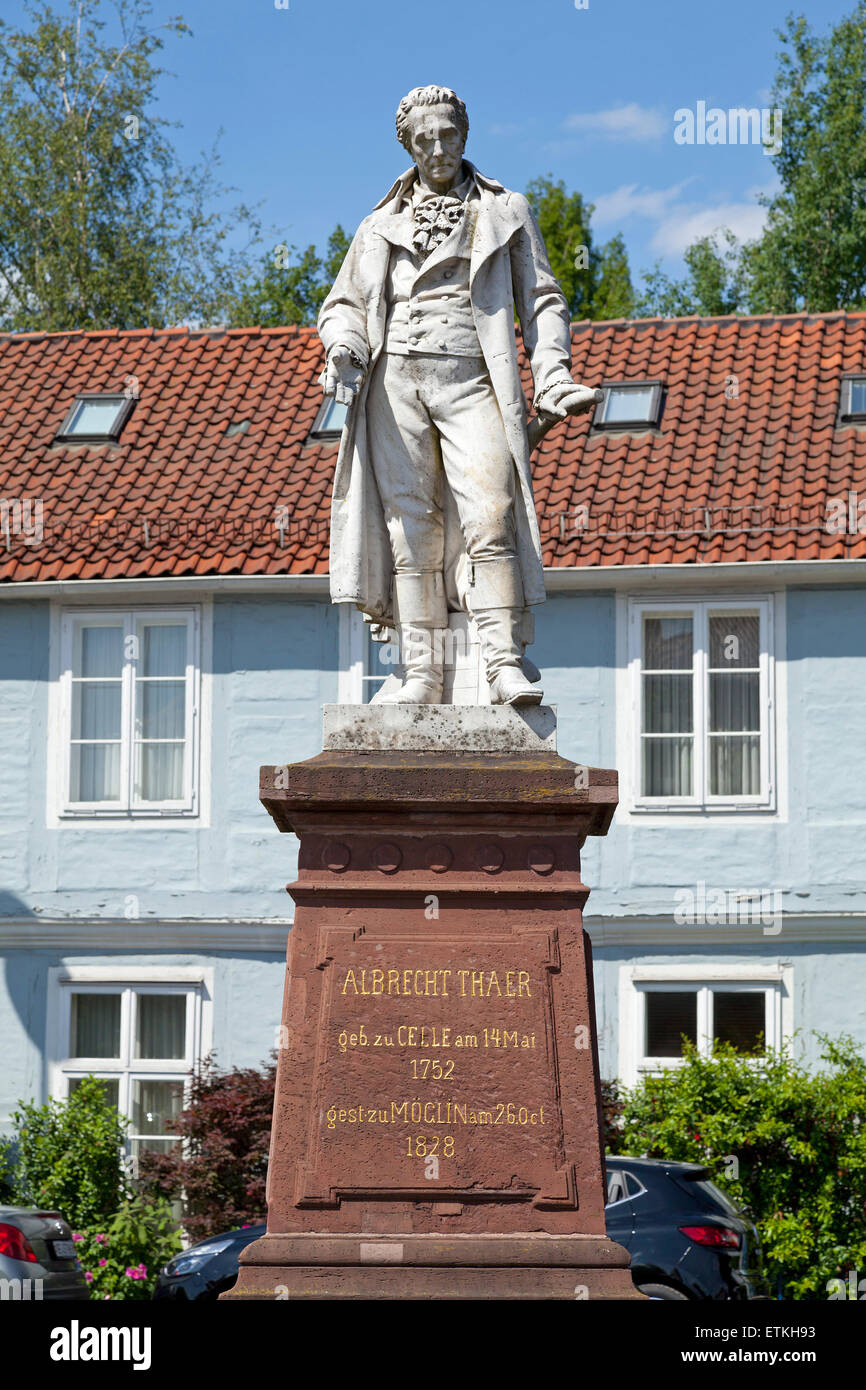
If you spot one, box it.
[626,799,776,815]
[56,808,200,825]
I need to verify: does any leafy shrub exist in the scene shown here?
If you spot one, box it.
[73,1194,182,1300]
[618,1034,866,1298]
[139,1054,275,1241]
[600,1077,625,1152]
[0,1076,128,1227]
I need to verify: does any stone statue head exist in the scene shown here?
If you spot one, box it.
[395,85,469,191]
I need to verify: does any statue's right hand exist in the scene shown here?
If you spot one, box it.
[324,345,366,405]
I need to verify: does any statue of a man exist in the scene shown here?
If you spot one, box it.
[318,84,600,706]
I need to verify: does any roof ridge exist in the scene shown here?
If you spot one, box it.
[572,310,866,328]
[3,313,866,346]
[0,324,314,344]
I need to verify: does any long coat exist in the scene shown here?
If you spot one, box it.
[317,161,575,624]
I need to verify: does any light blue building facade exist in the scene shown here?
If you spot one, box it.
[2,560,865,1154]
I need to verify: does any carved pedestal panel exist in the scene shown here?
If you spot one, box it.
[223,707,641,1299]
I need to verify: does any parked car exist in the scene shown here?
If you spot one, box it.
[0,1206,91,1300]
[605,1156,767,1300]
[153,1223,266,1300]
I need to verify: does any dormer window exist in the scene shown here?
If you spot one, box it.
[56,393,135,443]
[839,375,866,424]
[596,381,663,430]
[309,396,349,440]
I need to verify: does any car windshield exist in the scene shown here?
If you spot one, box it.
[691,1178,741,1216]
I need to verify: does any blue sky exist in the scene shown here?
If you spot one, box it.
[10,0,852,287]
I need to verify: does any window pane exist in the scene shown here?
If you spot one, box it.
[68,1076,120,1108]
[709,735,760,796]
[78,625,123,678]
[320,397,349,432]
[849,378,866,415]
[363,626,393,702]
[70,743,121,801]
[709,615,759,669]
[137,681,185,739]
[72,682,121,740]
[134,743,184,801]
[141,625,186,678]
[709,672,759,731]
[135,994,186,1060]
[132,1080,184,1135]
[642,737,693,796]
[66,398,125,436]
[645,992,697,1056]
[70,993,121,1057]
[603,385,655,423]
[643,673,693,733]
[713,992,765,1052]
[643,616,693,670]
[130,1136,180,1161]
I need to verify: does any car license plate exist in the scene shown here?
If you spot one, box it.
[52,1239,75,1259]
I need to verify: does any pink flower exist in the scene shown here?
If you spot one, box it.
[98,1258,107,1267]
[95,1233,107,1244]
[84,1272,93,1282]
[72,1234,84,1243]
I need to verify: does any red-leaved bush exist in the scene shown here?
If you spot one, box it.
[139,1054,276,1242]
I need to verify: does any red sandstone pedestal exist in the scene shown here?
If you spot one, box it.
[224,706,641,1299]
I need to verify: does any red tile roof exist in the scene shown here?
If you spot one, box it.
[1,314,865,585]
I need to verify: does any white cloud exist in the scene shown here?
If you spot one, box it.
[589,179,772,259]
[592,180,694,227]
[564,103,667,142]
[650,200,768,255]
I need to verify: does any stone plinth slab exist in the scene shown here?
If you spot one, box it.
[322,702,556,752]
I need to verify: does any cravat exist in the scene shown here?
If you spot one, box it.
[411,194,465,260]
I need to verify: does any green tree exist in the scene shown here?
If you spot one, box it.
[228,224,351,327]
[0,1076,129,1228]
[0,0,256,331]
[743,2,866,312]
[618,1035,866,1299]
[526,175,634,320]
[638,230,747,317]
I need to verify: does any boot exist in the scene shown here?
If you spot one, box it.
[371,571,447,705]
[467,557,544,706]
[371,624,444,704]
[474,607,543,705]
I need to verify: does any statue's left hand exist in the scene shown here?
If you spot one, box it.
[527,380,605,452]
[538,380,604,421]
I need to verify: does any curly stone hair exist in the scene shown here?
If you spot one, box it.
[395,85,469,152]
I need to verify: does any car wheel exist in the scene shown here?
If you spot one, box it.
[637,1282,690,1300]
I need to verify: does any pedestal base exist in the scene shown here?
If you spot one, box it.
[224,1232,638,1300]
[223,707,642,1301]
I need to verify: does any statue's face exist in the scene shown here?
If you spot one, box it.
[405,104,465,189]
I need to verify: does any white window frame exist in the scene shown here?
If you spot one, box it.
[617,963,792,1086]
[46,966,213,1170]
[338,605,393,703]
[627,595,775,812]
[56,606,201,817]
